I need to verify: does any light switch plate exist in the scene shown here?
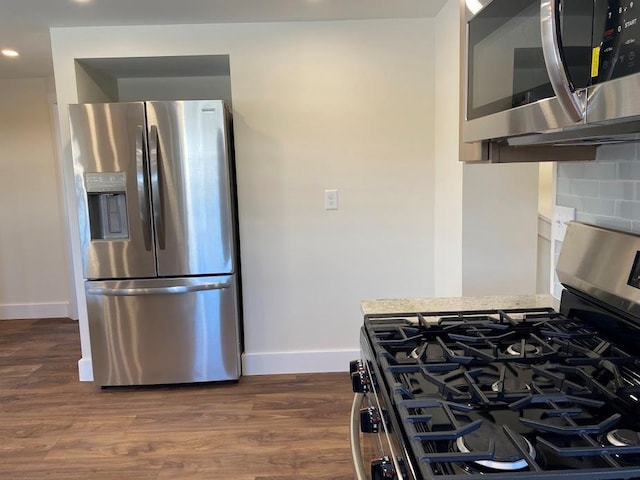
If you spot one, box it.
[553,205,575,242]
[324,189,338,210]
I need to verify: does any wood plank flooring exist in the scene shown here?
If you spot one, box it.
[0,318,356,479]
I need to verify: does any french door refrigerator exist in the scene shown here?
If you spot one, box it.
[69,100,241,387]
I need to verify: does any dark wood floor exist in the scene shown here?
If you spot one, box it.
[0,318,355,479]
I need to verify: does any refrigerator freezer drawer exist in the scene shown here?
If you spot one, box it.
[85,275,240,387]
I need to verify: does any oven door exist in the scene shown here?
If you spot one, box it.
[350,393,387,480]
[464,0,593,143]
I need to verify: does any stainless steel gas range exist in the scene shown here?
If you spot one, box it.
[350,222,640,479]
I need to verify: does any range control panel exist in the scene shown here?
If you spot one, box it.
[628,251,640,289]
[593,0,640,83]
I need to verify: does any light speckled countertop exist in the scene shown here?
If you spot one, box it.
[361,294,559,316]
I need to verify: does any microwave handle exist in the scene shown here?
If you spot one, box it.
[540,0,585,123]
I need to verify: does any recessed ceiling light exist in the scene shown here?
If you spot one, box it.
[72,0,92,3]
[1,49,19,58]
[466,0,484,15]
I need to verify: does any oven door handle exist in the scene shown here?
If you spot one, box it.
[540,0,585,123]
[350,393,368,480]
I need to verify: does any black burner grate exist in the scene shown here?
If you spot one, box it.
[364,307,640,479]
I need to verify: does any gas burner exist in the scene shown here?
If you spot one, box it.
[506,342,541,357]
[606,429,640,447]
[455,425,535,471]
[409,346,425,360]
[490,379,532,393]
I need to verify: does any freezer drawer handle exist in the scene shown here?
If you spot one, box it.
[136,125,152,251]
[149,125,165,250]
[87,281,231,296]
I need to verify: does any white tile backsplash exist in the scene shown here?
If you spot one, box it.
[554,144,640,295]
[571,179,599,197]
[600,181,636,200]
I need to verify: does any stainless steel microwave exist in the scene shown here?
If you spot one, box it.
[463,0,640,149]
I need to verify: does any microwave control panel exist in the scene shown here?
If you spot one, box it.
[593,0,640,83]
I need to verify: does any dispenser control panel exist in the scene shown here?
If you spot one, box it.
[85,172,127,193]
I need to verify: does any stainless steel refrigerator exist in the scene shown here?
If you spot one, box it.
[69,100,241,387]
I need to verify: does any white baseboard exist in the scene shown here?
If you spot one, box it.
[77,357,94,382]
[0,302,72,320]
[242,349,359,376]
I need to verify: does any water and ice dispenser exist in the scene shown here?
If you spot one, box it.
[84,172,129,240]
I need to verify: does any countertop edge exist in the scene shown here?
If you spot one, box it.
[361,294,560,316]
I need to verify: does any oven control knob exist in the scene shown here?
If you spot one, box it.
[349,359,361,374]
[360,406,390,433]
[350,360,372,393]
[371,457,399,479]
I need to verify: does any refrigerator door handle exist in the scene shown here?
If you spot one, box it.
[149,124,165,250]
[87,281,231,296]
[136,125,152,251]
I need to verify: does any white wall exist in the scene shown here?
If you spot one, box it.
[433,0,463,296]
[538,162,555,219]
[537,162,554,294]
[434,0,540,298]
[117,76,233,104]
[50,19,436,378]
[462,162,539,296]
[0,78,71,319]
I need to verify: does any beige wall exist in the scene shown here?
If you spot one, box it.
[0,78,71,318]
[50,19,437,378]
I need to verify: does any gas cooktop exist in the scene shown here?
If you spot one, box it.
[363,302,640,479]
[350,222,640,480]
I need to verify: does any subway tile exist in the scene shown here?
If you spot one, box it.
[556,194,583,210]
[572,213,633,232]
[557,162,586,179]
[581,197,616,216]
[556,178,572,195]
[632,222,640,235]
[583,162,618,180]
[600,181,636,200]
[576,211,632,231]
[590,215,632,231]
[596,143,637,162]
[571,179,599,197]
[575,212,599,225]
[616,200,640,220]
[619,162,640,180]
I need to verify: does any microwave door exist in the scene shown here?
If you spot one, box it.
[69,102,156,280]
[146,101,235,277]
[463,0,592,143]
[540,0,588,123]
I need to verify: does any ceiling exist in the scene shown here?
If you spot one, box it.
[0,0,447,80]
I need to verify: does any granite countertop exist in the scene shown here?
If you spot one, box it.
[361,294,559,316]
